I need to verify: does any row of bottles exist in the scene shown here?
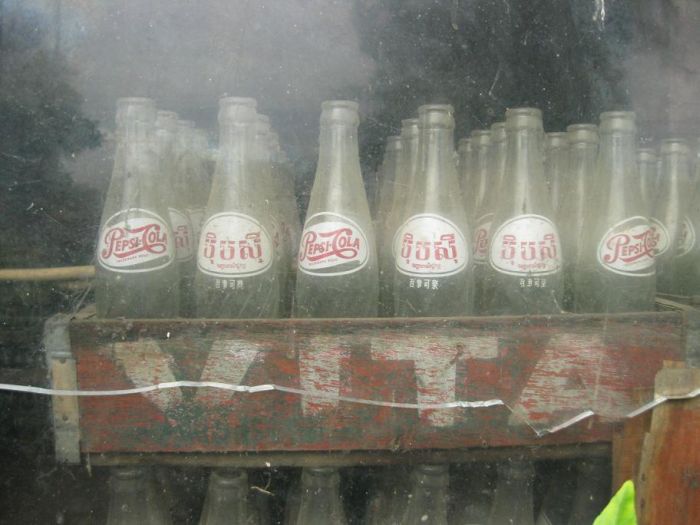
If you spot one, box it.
[96,98,700,321]
[106,460,610,524]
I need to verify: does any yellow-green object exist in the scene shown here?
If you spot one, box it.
[593,480,637,525]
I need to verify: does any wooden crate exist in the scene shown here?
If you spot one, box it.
[45,299,697,467]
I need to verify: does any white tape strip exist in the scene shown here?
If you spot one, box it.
[0,381,503,410]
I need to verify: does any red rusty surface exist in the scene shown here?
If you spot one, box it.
[70,312,685,453]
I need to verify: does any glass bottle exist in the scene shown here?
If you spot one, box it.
[559,124,598,311]
[377,136,404,316]
[488,461,535,525]
[458,138,474,222]
[393,104,474,317]
[293,468,347,525]
[403,465,450,525]
[448,462,496,525]
[169,118,199,316]
[636,147,657,217]
[474,122,506,313]
[199,469,259,525]
[194,97,280,318]
[486,108,563,315]
[107,467,172,525]
[543,132,569,220]
[294,101,378,318]
[672,175,700,295]
[96,99,179,318]
[381,118,420,318]
[574,111,655,313]
[469,130,492,223]
[269,131,301,316]
[651,139,692,293]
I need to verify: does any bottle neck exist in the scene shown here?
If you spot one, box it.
[597,131,638,204]
[414,126,456,208]
[215,122,256,194]
[318,122,360,183]
[504,126,549,213]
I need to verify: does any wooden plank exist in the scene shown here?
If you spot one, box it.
[612,388,653,493]
[637,368,700,525]
[68,310,684,454]
[87,442,612,468]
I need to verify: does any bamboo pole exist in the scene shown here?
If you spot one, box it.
[0,265,95,282]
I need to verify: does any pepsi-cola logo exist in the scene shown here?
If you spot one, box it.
[649,217,670,257]
[298,213,369,276]
[98,209,174,273]
[473,213,493,264]
[489,214,562,276]
[677,216,696,257]
[197,212,274,277]
[597,216,655,276]
[393,214,468,277]
[169,208,194,262]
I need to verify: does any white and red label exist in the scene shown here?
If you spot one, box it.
[98,208,174,273]
[678,216,696,257]
[298,213,369,276]
[489,214,562,276]
[197,212,274,277]
[473,213,493,264]
[393,214,468,277]
[169,208,194,262]
[597,216,655,276]
[649,217,670,257]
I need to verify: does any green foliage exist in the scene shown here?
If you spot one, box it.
[0,4,102,268]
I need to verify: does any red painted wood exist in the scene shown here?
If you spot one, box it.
[70,311,685,453]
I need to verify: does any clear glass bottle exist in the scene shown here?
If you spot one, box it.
[672,175,700,295]
[488,461,535,525]
[194,97,280,318]
[474,122,506,314]
[107,467,172,525]
[403,465,450,525]
[469,130,492,224]
[294,101,378,318]
[392,104,474,317]
[377,135,403,316]
[169,118,199,316]
[458,138,474,222]
[380,119,420,318]
[636,147,657,217]
[96,99,179,318]
[486,108,563,315]
[574,111,655,313]
[543,132,569,220]
[559,124,598,311]
[651,139,692,293]
[199,469,259,525]
[269,130,301,317]
[294,468,347,525]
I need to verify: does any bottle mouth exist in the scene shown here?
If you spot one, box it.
[418,104,455,129]
[471,130,491,146]
[599,110,636,133]
[636,147,657,162]
[505,107,543,130]
[218,100,258,125]
[490,122,506,142]
[660,138,689,155]
[211,469,248,487]
[219,96,258,109]
[457,137,471,151]
[320,100,360,126]
[566,124,598,144]
[545,132,569,148]
[117,97,155,108]
[301,467,341,486]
